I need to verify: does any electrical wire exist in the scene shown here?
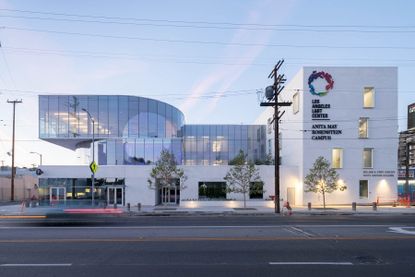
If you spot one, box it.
[3,26,415,50]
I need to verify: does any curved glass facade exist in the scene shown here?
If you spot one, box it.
[39,95,267,165]
[39,95,185,139]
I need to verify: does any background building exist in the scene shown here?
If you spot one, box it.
[398,103,415,200]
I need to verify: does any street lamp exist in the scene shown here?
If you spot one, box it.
[82,108,95,206]
[29,151,43,166]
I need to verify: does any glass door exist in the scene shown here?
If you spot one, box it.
[161,186,178,205]
[107,187,124,206]
[49,187,66,206]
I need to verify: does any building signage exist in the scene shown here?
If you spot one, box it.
[308,71,334,96]
[309,71,342,140]
[363,170,396,177]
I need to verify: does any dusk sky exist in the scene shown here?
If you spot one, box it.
[0,0,414,167]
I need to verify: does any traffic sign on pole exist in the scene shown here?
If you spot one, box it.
[89,161,98,174]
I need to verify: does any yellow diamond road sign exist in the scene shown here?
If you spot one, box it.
[89,161,98,174]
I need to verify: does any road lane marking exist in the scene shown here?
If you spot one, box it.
[388,227,415,235]
[288,226,314,237]
[0,224,398,230]
[0,215,46,219]
[0,264,72,267]
[269,262,353,265]
[0,236,414,243]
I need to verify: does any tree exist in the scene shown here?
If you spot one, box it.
[224,150,264,208]
[304,156,346,209]
[147,149,187,193]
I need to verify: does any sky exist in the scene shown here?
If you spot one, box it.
[0,0,414,167]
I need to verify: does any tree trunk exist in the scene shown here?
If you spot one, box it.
[322,190,326,210]
[243,192,246,209]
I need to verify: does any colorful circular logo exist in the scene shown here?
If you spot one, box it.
[308,71,334,96]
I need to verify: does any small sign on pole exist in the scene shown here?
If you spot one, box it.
[89,161,98,174]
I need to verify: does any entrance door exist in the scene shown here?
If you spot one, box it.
[287,187,296,206]
[50,187,66,206]
[161,186,179,205]
[107,187,124,206]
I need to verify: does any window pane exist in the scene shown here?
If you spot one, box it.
[58,96,69,137]
[363,148,373,168]
[198,182,226,200]
[88,96,99,136]
[118,97,129,137]
[39,96,48,137]
[363,87,375,108]
[359,117,368,138]
[48,96,59,138]
[128,97,139,137]
[332,148,343,168]
[108,96,118,137]
[359,180,368,198]
[98,96,109,137]
[148,100,157,137]
[157,102,165,138]
[139,98,148,137]
[250,182,264,199]
[293,92,299,114]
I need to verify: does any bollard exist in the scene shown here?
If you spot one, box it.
[352,202,356,211]
[137,202,141,211]
[372,202,377,211]
[307,202,311,211]
[127,203,130,212]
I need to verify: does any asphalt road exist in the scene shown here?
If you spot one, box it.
[0,214,414,277]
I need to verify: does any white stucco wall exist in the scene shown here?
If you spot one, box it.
[39,164,298,206]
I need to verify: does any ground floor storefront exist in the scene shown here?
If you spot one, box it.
[37,165,398,207]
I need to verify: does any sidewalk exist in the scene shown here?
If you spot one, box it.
[0,203,414,216]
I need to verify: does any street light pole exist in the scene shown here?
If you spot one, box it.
[82,108,95,206]
[30,152,43,166]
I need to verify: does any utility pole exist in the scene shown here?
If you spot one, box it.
[7,99,22,201]
[260,60,291,214]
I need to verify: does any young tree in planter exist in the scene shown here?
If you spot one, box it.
[224,150,264,209]
[147,150,187,199]
[304,156,346,209]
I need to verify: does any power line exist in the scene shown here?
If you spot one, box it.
[5,46,415,68]
[2,14,415,33]
[4,26,415,50]
[5,46,415,63]
[1,8,415,29]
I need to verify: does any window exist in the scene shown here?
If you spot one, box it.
[332,148,343,168]
[359,180,369,198]
[198,182,226,200]
[293,92,299,114]
[363,87,375,108]
[363,148,373,168]
[249,182,264,199]
[359,117,368,138]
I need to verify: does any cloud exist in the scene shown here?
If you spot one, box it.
[178,0,296,118]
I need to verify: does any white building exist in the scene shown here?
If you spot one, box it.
[38,66,399,208]
[260,66,398,206]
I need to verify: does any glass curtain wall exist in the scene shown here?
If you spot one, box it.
[39,95,184,140]
[182,125,266,165]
